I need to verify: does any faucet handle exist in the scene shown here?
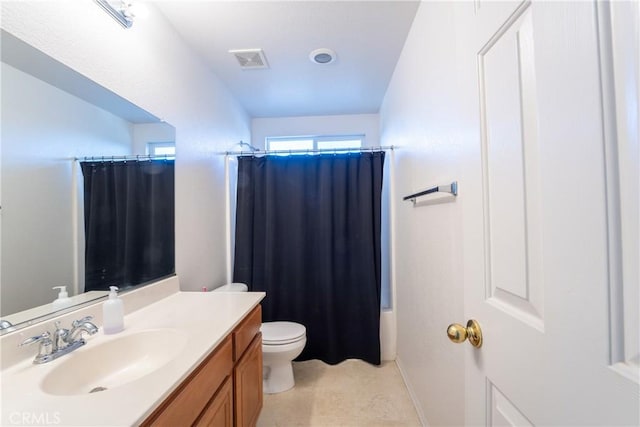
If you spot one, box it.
[20,331,53,364]
[20,331,54,362]
[20,331,52,347]
[72,316,94,328]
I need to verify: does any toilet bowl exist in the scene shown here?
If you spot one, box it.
[213,283,307,394]
[261,321,306,394]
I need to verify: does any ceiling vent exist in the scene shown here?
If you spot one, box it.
[229,49,269,70]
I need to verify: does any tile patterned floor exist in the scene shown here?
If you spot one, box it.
[257,359,422,426]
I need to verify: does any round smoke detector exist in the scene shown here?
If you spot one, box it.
[309,48,337,65]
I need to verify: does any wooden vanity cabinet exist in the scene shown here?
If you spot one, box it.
[142,305,263,427]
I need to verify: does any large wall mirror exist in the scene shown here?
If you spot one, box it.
[0,30,176,334]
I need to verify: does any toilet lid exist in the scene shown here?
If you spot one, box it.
[261,322,306,345]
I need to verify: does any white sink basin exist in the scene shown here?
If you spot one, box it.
[40,329,187,396]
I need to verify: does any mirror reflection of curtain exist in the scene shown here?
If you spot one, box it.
[233,152,385,365]
[80,160,175,292]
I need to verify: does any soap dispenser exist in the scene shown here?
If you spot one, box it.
[103,286,124,334]
[51,286,72,310]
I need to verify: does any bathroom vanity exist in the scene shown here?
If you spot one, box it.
[142,305,263,426]
[0,277,265,426]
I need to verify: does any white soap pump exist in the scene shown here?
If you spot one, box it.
[51,286,72,310]
[102,286,124,334]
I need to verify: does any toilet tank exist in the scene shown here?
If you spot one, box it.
[213,283,248,292]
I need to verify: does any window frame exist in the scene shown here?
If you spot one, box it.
[265,134,364,152]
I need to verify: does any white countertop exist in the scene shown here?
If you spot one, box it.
[0,290,265,426]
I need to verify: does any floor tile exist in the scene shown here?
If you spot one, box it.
[257,360,422,427]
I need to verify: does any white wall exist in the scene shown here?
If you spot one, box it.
[132,122,176,155]
[1,63,133,316]
[251,114,380,148]
[380,2,478,425]
[0,1,251,292]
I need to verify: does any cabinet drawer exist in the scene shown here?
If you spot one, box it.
[233,305,261,361]
[143,336,233,427]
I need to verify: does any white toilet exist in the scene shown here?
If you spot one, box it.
[213,283,307,394]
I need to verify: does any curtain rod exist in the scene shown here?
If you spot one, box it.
[215,145,395,156]
[74,154,174,162]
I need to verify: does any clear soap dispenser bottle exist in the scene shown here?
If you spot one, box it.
[51,286,72,310]
[103,286,124,334]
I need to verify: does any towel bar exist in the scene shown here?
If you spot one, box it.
[403,181,458,203]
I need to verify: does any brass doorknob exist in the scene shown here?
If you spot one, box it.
[447,319,483,348]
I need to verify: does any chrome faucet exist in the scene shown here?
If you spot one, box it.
[68,316,99,342]
[0,319,14,331]
[20,316,98,364]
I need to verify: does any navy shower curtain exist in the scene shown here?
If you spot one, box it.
[81,160,175,292]
[233,152,384,365]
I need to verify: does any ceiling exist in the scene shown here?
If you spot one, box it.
[156,1,420,118]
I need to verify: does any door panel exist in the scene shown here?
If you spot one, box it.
[487,381,533,427]
[601,0,640,379]
[463,1,639,425]
[478,2,544,330]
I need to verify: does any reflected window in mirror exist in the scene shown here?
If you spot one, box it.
[147,142,176,158]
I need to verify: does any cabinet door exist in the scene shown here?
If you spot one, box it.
[142,337,233,427]
[195,376,233,427]
[234,333,263,427]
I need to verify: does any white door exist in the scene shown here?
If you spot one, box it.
[460,1,639,425]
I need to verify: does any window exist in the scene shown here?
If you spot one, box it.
[266,135,363,153]
[268,138,313,152]
[147,142,175,158]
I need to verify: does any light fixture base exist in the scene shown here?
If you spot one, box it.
[309,48,337,65]
[94,0,134,28]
